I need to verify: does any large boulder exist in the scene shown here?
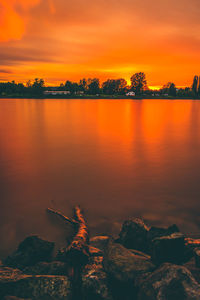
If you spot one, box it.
[147,225,180,245]
[184,258,200,284]
[4,297,31,300]
[194,248,200,268]
[138,263,200,300]
[4,236,54,270]
[151,233,185,265]
[103,241,155,283]
[24,261,68,275]
[82,256,113,300]
[0,265,72,300]
[118,218,150,253]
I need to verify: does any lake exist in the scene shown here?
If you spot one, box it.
[0,98,200,258]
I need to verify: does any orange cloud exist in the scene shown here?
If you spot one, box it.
[0,0,40,41]
[0,0,200,87]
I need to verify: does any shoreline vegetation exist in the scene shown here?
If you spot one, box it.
[1,73,200,100]
[1,206,200,300]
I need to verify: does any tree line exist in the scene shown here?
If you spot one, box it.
[0,73,199,98]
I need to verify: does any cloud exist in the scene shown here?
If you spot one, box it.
[0,0,200,86]
[0,0,40,42]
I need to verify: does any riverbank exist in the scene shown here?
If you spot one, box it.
[0,95,198,100]
[1,207,200,300]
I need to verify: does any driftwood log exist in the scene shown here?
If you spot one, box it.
[47,206,90,299]
[47,206,89,266]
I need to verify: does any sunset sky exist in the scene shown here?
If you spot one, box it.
[0,0,200,88]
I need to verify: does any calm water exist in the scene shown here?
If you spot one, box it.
[0,98,200,257]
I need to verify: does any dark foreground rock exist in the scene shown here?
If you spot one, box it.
[138,263,200,300]
[118,218,150,252]
[0,265,72,300]
[103,241,155,283]
[4,236,54,270]
[151,233,185,265]
[82,256,113,300]
[147,225,180,244]
[24,261,68,275]
[4,297,31,300]
[194,248,200,268]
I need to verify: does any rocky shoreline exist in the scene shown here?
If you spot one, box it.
[0,209,200,300]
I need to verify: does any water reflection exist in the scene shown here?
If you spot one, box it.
[0,99,200,258]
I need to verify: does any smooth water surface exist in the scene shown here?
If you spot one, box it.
[0,99,200,257]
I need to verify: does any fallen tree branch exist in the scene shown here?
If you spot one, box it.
[46,208,79,226]
[47,205,89,300]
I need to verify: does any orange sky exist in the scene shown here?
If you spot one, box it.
[0,0,200,87]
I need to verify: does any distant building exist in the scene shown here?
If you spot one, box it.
[44,90,71,96]
[75,91,84,96]
[126,91,136,97]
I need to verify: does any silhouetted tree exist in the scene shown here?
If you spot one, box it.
[130,72,147,95]
[115,79,127,94]
[79,78,87,92]
[87,78,100,95]
[161,82,176,96]
[198,76,200,97]
[192,75,198,96]
[102,80,116,95]
[102,79,127,95]
[65,81,79,94]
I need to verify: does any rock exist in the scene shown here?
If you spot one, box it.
[129,249,151,260]
[184,258,200,284]
[118,218,150,253]
[4,296,31,300]
[194,248,200,268]
[4,236,54,270]
[151,233,185,265]
[82,256,113,300]
[147,224,180,244]
[138,263,200,300]
[0,265,72,300]
[24,261,68,275]
[90,236,110,252]
[103,241,155,283]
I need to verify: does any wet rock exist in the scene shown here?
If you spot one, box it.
[184,258,200,284]
[147,224,180,244]
[118,218,150,252]
[4,236,54,270]
[4,296,31,300]
[194,248,200,268]
[0,265,72,300]
[103,241,155,283]
[138,263,200,300]
[82,256,113,300]
[129,249,151,260]
[151,233,185,265]
[24,261,68,275]
[90,236,110,252]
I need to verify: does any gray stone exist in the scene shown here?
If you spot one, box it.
[24,261,68,275]
[4,236,54,270]
[82,256,113,300]
[194,248,200,268]
[151,233,185,265]
[103,241,155,283]
[147,225,180,244]
[138,263,200,300]
[0,265,72,300]
[118,218,150,253]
